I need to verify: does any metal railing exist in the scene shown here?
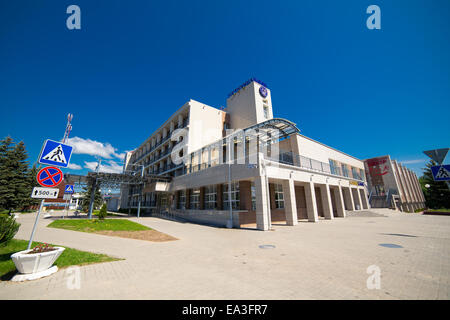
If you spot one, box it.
[132,120,188,163]
[166,149,365,182]
[135,140,181,167]
[268,152,363,181]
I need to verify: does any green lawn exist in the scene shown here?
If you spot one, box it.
[0,239,119,280]
[426,208,450,213]
[47,218,151,233]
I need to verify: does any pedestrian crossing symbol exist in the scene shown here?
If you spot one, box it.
[431,165,450,181]
[38,139,73,168]
[64,184,74,194]
[43,145,67,163]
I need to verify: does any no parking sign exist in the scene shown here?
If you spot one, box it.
[36,166,64,187]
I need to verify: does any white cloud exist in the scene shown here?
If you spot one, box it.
[400,159,426,165]
[84,160,123,174]
[114,152,126,160]
[67,163,82,170]
[67,137,124,159]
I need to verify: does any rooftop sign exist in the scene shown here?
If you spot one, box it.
[227,78,268,98]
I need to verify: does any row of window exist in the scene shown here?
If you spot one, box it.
[178,182,242,210]
[329,159,365,181]
[176,182,285,211]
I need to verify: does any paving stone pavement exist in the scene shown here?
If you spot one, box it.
[1,208,449,299]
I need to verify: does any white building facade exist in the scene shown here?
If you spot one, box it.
[120,79,370,230]
[364,155,425,212]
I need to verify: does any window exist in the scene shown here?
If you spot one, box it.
[223,182,240,210]
[263,105,269,119]
[178,190,186,209]
[351,167,361,180]
[204,185,217,209]
[341,164,349,177]
[251,182,256,211]
[190,188,200,209]
[274,184,284,209]
[360,168,365,181]
[329,159,337,175]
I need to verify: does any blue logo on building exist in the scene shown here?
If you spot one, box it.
[259,86,268,98]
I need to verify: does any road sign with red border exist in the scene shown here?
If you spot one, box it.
[36,166,64,188]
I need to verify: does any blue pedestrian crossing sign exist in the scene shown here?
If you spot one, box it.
[431,165,450,181]
[64,184,75,194]
[38,139,73,168]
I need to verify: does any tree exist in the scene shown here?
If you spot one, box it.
[98,203,107,220]
[419,160,450,209]
[0,214,20,245]
[0,137,30,214]
[11,141,30,210]
[22,163,42,210]
[0,137,14,213]
[81,180,102,212]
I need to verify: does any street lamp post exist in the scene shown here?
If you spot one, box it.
[227,137,233,228]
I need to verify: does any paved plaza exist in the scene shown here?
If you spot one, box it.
[1,209,449,299]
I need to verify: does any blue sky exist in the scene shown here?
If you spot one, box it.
[1,0,449,177]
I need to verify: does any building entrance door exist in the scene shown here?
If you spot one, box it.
[159,193,169,213]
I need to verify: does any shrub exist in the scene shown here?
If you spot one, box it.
[0,214,20,246]
[98,204,107,220]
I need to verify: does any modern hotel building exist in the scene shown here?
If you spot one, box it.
[120,79,370,230]
[364,156,425,212]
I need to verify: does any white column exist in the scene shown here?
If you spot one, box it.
[304,181,319,222]
[229,136,235,164]
[411,171,423,204]
[197,150,202,170]
[408,169,420,204]
[255,176,270,231]
[247,130,258,165]
[218,139,224,164]
[236,132,245,164]
[347,187,356,211]
[320,184,334,220]
[355,187,363,210]
[361,188,370,209]
[417,174,425,203]
[207,147,212,167]
[335,186,346,217]
[282,179,298,226]
[243,133,247,164]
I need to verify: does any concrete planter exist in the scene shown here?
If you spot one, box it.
[11,247,65,274]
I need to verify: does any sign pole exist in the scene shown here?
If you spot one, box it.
[88,178,97,219]
[65,198,69,219]
[27,199,44,250]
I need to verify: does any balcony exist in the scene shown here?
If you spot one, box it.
[133,121,188,165]
[273,152,364,181]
